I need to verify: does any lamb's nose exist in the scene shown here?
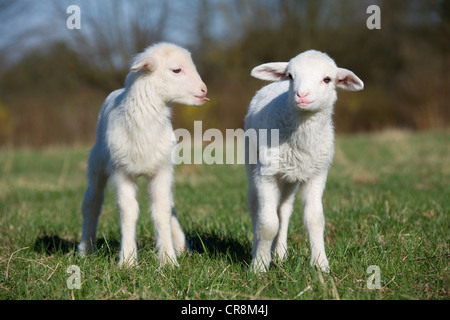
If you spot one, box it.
[201,84,207,95]
[297,91,309,98]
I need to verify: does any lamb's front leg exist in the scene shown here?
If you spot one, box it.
[273,182,298,261]
[250,175,280,273]
[148,165,178,266]
[113,171,139,267]
[302,171,330,273]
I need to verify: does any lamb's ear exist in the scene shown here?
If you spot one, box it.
[336,68,364,91]
[251,62,289,81]
[131,54,156,73]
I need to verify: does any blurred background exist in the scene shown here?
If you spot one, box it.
[0,0,448,147]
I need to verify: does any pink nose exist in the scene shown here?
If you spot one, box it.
[297,92,309,98]
[201,84,207,95]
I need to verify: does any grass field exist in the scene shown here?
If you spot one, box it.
[0,130,448,300]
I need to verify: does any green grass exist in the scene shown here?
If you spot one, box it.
[0,130,448,300]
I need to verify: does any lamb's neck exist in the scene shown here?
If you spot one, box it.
[288,106,334,145]
[301,110,332,128]
[124,78,172,127]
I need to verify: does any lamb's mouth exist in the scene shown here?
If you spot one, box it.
[296,100,313,108]
[195,95,210,102]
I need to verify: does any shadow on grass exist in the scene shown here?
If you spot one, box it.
[33,235,76,255]
[186,230,251,267]
[33,234,120,257]
[33,232,250,267]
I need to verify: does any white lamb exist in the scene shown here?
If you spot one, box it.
[78,42,209,267]
[245,50,363,273]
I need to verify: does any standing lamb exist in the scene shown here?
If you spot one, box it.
[245,50,363,273]
[78,42,209,267]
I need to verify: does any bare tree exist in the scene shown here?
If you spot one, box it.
[57,0,169,72]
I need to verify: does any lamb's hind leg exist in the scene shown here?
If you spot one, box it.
[78,155,108,256]
[248,179,258,258]
[170,206,190,255]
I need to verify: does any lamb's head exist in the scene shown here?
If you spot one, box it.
[129,42,208,106]
[251,50,363,112]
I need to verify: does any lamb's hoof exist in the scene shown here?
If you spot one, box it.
[159,254,179,268]
[77,242,93,257]
[249,259,269,274]
[312,259,330,274]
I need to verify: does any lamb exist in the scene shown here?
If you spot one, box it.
[244,50,363,273]
[78,42,209,267]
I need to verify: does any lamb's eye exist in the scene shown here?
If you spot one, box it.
[172,68,182,74]
[288,73,293,80]
[323,76,331,84]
